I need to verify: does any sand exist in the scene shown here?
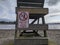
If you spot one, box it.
[0,29,60,45]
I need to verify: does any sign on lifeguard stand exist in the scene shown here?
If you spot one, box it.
[17,11,29,28]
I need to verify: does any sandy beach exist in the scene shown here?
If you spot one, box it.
[0,29,60,45]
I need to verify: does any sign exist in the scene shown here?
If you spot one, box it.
[17,12,29,28]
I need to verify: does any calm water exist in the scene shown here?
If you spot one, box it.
[0,24,15,29]
[0,24,60,30]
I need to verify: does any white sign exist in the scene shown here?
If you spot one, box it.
[18,12,29,28]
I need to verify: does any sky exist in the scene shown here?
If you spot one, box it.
[44,0,60,23]
[0,0,60,23]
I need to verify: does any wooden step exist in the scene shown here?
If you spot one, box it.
[14,37,48,45]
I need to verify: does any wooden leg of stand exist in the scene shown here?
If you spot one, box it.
[42,16,47,37]
[15,29,17,38]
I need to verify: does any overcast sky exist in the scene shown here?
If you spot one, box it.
[44,0,60,23]
[0,0,60,23]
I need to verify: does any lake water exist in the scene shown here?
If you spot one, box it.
[0,24,15,29]
[0,24,60,30]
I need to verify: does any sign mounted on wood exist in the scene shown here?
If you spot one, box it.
[17,11,29,28]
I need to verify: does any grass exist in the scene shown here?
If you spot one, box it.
[48,39,57,45]
[2,40,14,45]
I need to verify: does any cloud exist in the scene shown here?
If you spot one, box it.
[0,0,60,23]
[47,0,59,6]
[44,0,60,23]
[44,0,60,15]
[0,0,16,21]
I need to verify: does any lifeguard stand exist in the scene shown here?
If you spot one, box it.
[14,0,48,45]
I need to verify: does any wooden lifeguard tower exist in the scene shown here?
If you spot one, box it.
[14,0,48,45]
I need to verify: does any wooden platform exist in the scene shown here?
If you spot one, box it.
[16,7,48,19]
[17,24,48,30]
[17,8,48,14]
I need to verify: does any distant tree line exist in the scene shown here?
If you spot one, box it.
[0,21,16,24]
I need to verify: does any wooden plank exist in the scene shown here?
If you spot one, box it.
[17,24,48,30]
[14,37,48,45]
[17,0,44,3]
[17,8,48,14]
[17,2,43,7]
[16,37,48,39]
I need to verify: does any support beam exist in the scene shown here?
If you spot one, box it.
[31,19,37,24]
[42,16,47,37]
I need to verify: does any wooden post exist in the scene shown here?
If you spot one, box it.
[42,16,47,37]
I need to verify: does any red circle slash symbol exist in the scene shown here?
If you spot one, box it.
[19,12,28,21]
